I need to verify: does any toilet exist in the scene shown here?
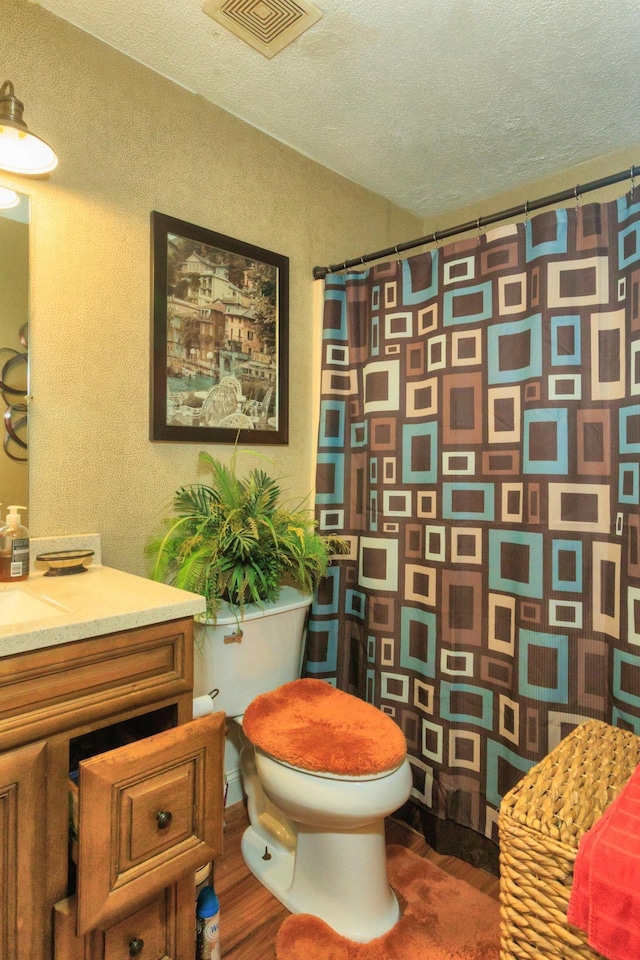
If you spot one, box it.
[193,587,412,942]
[242,678,412,941]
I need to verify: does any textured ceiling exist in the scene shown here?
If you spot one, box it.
[33,0,640,218]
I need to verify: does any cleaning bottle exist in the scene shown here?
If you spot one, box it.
[196,880,220,960]
[0,505,29,581]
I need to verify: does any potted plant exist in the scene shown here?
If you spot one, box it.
[147,449,346,624]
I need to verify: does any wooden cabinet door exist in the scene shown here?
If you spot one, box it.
[0,740,47,960]
[76,712,224,935]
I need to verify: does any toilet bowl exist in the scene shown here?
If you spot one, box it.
[241,678,412,942]
[242,751,412,941]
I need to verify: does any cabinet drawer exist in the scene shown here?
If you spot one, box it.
[76,711,224,935]
[55,878,195,960]
[0,619,193,751]
[104,894,169,960]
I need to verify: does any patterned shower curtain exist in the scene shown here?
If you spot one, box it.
[305,190,640,845]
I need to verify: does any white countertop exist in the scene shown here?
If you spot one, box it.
[0,563,206,657]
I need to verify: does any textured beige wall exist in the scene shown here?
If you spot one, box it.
[1,0,420,575]
[421,146,640,241]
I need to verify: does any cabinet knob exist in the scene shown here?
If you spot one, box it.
[128,937,144,957]
[156,809,173,830]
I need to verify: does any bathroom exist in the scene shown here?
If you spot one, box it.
[2,0,640,956]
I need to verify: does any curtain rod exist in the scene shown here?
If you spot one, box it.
[312,164,637,280]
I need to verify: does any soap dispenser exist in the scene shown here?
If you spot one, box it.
[0,505,29,581]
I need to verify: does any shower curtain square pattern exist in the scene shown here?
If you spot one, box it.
[306,188,640,847]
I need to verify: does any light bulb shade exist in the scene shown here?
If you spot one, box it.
[0,80,57,175]
[0,186,19,209]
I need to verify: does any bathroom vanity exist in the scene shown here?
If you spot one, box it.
[0,550,224,960]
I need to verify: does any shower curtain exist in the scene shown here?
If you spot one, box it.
[305,190,640,851]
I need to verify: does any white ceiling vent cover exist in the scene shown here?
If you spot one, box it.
[202,0,323,59]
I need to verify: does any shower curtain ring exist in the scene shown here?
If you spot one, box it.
[433,231,440,248]
[395,244,402,266]
[523,200,529,223]
[631,166,636,200]
[575,184,581,213]
[476,217,483,240]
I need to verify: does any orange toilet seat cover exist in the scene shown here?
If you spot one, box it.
[242,678,407,777]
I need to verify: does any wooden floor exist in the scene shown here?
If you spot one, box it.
[214,801,500,959]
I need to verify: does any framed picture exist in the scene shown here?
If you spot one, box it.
[150,211,289,444]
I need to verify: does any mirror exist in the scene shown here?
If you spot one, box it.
[0,189,28,512]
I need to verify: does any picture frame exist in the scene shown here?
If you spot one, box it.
[150,211,289,444]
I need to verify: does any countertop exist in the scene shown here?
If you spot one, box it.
[0,563,206,657]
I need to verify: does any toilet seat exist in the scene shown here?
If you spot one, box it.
[264,752,407,781]
[243,678,407,777]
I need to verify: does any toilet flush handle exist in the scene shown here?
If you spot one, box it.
[223,629,243,644]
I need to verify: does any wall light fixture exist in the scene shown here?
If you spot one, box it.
[0,186,20,209]
[0,80,57,175]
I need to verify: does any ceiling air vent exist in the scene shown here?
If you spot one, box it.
[202,0,323,59]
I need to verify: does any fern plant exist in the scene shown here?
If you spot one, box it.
[147,450,346,622]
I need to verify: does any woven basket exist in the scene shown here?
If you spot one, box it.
[499,719,640,960]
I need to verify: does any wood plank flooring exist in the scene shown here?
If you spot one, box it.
[214,801,500,959]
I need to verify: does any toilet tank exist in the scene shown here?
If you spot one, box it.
[193,586,312,717]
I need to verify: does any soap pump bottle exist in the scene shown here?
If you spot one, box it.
[0,505,29,581]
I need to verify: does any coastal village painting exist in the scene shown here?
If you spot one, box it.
[151,212,289,444]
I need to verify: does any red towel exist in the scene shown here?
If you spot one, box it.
[567,763,640,960]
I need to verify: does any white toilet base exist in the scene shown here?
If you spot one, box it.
[241,817,400,943]
[241,824,296,901]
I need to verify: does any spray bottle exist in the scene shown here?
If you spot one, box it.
[196,879,220,960]
[0,505,29,581]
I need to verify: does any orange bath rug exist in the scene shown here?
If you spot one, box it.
[274,844,500,960]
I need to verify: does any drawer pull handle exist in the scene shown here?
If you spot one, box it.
[156,810,173,830]
[129,938,144,957]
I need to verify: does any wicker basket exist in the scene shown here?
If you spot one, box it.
[499,719,640,960]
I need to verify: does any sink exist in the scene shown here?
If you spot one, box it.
[0,588,66,626]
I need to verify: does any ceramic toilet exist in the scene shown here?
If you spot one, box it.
[193,587,412,942]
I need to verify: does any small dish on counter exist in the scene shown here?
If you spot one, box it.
[36,549,95,576]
